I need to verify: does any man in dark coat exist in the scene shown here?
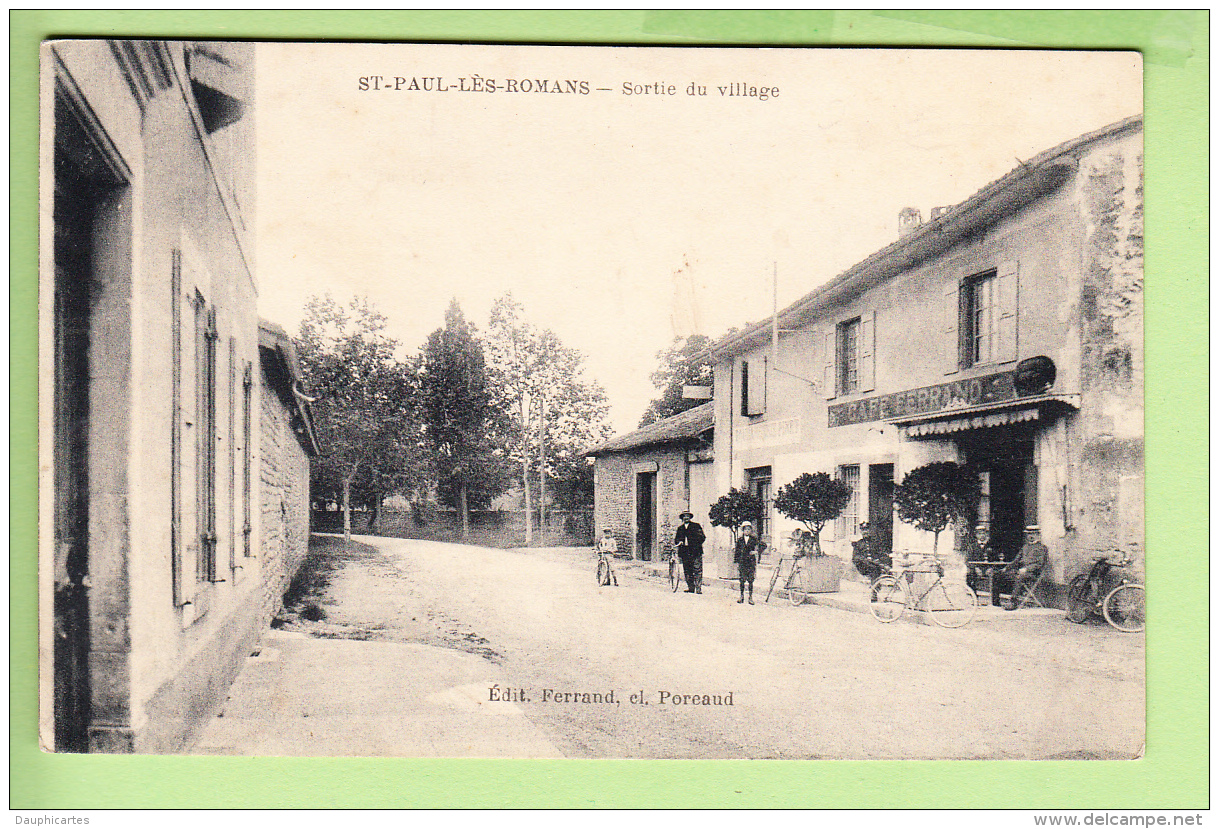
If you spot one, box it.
[674,511,706,594]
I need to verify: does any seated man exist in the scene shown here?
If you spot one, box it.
[851,522,891,581]
[965,525,1002,606]
[997,525,1047,610]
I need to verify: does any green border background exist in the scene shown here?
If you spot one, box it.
[10,10,1208,809]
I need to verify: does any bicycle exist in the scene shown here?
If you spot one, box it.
[667,553,683,593]
[869,552,978,628]
[764,553,818,606]
[596,548,619,587]
[1065,550,1144,633]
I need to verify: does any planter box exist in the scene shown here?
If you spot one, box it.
[804,555,843,593]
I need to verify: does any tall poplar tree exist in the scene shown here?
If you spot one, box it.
[419,299,507,539]
[485,294,612,541]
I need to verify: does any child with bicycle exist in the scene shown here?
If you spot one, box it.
[596,528,619,587]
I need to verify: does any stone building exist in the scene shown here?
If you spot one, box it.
[703,116,1144,605]
[258,320,321,623]
[586,403,716,571]
[39,40,316,752]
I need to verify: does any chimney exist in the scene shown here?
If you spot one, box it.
[898,207,923,238]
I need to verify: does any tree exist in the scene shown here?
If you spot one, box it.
[419,299,509,539]
[892,462,981,555]
[297,294,423,539]
[485,294,612,542]
[709,487,766,542]
[639,334,714,427]
[772,472,852,556]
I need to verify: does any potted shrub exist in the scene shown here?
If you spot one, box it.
[772,472,852,593]
[892,461,980,559]
[709,487,765,543]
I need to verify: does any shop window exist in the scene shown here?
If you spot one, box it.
[837,464,861,538]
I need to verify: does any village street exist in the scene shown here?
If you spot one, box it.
[194,535,1144,760]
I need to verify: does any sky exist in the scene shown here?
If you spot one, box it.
[255,45,1141,434]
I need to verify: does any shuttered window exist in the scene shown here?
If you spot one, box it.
[827,312,876,397]
[960,260,1019,368]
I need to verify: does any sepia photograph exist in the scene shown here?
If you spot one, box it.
[39,39,1146,765]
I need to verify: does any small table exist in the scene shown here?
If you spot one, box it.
[967,561,1011,604]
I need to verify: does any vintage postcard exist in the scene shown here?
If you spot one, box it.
[41,40,1144,763]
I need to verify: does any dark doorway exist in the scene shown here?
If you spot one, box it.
[52,96,103,753]
[958,426,1037,561]
[635,471,656,561]
[868,463,895,556]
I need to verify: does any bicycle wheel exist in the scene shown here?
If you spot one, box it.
[926,581,978,629]
[596,558,610,587]
[869,576,906,623]
[787,563,808,606]
[1065,574,1093,624]
[1102,583,1145,633]
[669,558,681,592]
[764,561,783,602]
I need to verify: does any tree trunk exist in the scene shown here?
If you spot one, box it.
[460,484,470,540]
[342,476,352,541]
[538,392,547,546]
[369,493,380,535]
[521,396,532,545]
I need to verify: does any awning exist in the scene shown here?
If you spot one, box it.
[889,394,1079,439]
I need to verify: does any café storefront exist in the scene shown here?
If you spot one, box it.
[828,363,1078,569]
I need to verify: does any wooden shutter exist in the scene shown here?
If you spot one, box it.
[943,280,961,374]
[743,358,765,416]
[171,249,191,607]
[823,329,837,399]
[859,311,876,392]
[995,259,1019,363]
[739,360,750,415]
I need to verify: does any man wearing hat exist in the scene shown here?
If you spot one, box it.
[674,510,706,593]
[998,525,1048,610]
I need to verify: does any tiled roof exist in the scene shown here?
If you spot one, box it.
[585,402,714,456]
[702,114,1143,362]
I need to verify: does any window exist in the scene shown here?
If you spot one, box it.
[838,317,860,394]
[242,362,253,557]
[195,294,218,584]
[837,465,861,538]
[740,358,766,416]
[824,312,875,398]
[947,261,1018,373]
[746,466,772,541]
[966,270,998,366]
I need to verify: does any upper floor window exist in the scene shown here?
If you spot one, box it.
[823,311,875,399]
[966,270,998,367]
[945,260,1019,374]
[838,317,861,394]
